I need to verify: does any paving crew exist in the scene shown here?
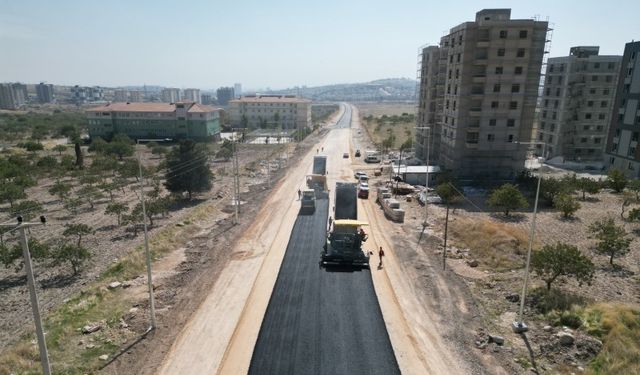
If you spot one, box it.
[378,246,385,268]
[359,227,367,242]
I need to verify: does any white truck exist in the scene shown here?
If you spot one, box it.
[364,150,381,163]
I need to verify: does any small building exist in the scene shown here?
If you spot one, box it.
[228,95,311,132]
[36,82,55,103]
[392,165,441,186]
[86,101,221,141]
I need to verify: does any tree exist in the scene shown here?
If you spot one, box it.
[589,218,632,266]
[241,114,249,128]
[628,208,640,222]
[487,183,528,216]
[63,197,83,214]
[216,140,234,160]
[51,243,90,275]
[123,205,143,236]
[553,193,581,219]
[18,141,44,152]
[531,242,595,291]
[607,169,628,193]
[88,137,108,154]
[63,223,93,248]
[105,134,134,161]
[48,179,71,201]
[627,179,640,200]
[0,238,49,271]
[105,202,128,226]
[36,156,58,169]
[9,200,44,221]
[151,145,167,156]
[0,183,26,207]
[435,183,460,205]
[165,140,212,199]
[59,124,84,169]
[400,137,413,152]
[77,185,103,209]
[53,144,67,156]
[575,177,601,200]
[118,158,142,181]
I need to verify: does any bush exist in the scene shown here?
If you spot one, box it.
[607,169,628,193]
[530,287,588,314]
[486,183,528,216]
[553,193,581,218]
[547,309,583,329]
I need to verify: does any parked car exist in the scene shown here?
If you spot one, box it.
[354,171,367,180]
[355,149,361,157]
[343,152,349,158]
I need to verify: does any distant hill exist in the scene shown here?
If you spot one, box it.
[266,78,416,102]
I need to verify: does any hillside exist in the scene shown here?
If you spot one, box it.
[267,78,416,102]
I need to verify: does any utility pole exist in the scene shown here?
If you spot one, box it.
[442,201,450,271]
[1,217,51,375]
[232,133,240,224]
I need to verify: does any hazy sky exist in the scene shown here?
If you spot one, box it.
[1,0,639,90]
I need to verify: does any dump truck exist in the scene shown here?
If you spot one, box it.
[300,189,316,214]
[312,155,327,175]
[306,174,327,191]
[321,182,370,267]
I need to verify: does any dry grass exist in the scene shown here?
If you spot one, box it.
[584,303,640,375]
[356,103,416,117]
[448,217,532,271]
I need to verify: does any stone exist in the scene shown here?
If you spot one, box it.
[505,293,520,303]
[99,354,108,361]
[108,281,122,289]
[467,259,479,267]
[82,324,101,334]
[488,335,505,345]
[86,344,95,349]
[576,336,603,356]
[129,307,139,314]
[122,281,132,289]
[557,332,575,346]
[543,325,553,332]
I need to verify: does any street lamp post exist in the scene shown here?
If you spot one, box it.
[135,138,171,330]
[512,140,546,333]
[415,126,431,229]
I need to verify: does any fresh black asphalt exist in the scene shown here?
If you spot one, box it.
[248,195,400,374]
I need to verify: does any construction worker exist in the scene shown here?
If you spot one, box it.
[328,216,333,230]
[359,227,367,242]
[297,189,301,200]
[378,246,385,268]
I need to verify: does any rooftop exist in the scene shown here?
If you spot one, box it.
[87,102,220,113]
[230,95,311,104]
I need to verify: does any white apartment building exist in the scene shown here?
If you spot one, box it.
[129,90,143,102]
[183,88,201,104]
[538,47,621,161]
[228,95,312,131]
[161,88,181,103]
[114,90,128,102]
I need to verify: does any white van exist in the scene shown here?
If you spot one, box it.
[364,150,381,163]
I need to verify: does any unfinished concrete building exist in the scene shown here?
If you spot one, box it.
[537,47,621,162]
[415,9,549,180]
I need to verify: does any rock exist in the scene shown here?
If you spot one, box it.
[543,325,553,332]
[576,335,603,356]
[578,366,585,372]
[108,281,122,289]
[467,259,479,267]
[505,293,520,303]
[119,320,129,329]
[86,344,95,349]
[557,332,575,346]
[129,307,139,314]
[122,281,132,289]
[488,335,505,345]
[82,324,101,334]
[99,354,108,361]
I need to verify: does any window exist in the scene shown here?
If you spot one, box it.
[549,64,555,73]
[495,66,504,74]
[454,85,458,94]
[507,119,515,127]
[455,69,459,78]
[542,110,548,118]
[499,30,507,38]
[581,137,588,143]
[585,113,592,119]
[594,138,601,144]
[587,101,594,107]
[610,157,615,164]
[544,99,549,107]
[519,30,528,38]
[448,69,452,79]
[554,100,559,109]
[608,62,615,70]
[550,123,556,131]
[517,48,525,58]
[491,101,499,108]
[603,89,610,95]
[453,101,457,110]
[497,48,505,57]
[459,35,463,43]
[584,125,590,131]
[556,88,561,96]
[596,125,603,131]
[552,112,557,120]
[450,55,453,63]
[592,75,598,82]
[606,75,613,82]
[457,54,461,62]
[509,101,518,109]
[601,101,608,108]
[590,88,596,94]
[507,134,514,142]
[557,76,563,84]
[466,132,479,144]
[628,162,635,171]
[540,121,546,129]
[515,66,523,75]
[493,84,501,92]
[512,84,520,93]
[629,147,637,157]
[489,119,497,126]
[632,132,639,142]
[545,88,551,96]
[487,134,495,141]
[547,135,553,143]
[594,62,600,69]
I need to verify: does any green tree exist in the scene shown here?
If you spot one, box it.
[59,124,84,169]
[52,144,67,156]
[37,155,58,169]
[48,179,71,201]
[63,197,83,214]
[18,141,44,152]
[165,140,212,199]
[589,218,632,266]
[88,137,108,154]
[241,114,249,128]
[628,208,640,222]
[487,183,528,216]
[0,238,49,271]
[553,193,581,219]
[400,137,413,152]
[575,177,601,200]
[106,134,134,160]
[105,202,128,226]
[607,169,628,193]
[0,183,26,207]
[118,158,142,181]
[216,140,234,160]
[78,185,103,209]
[63,223,93,248]
[51,243,90,275]
[9,200,44,221]
[435,183,460,205]
[531,242,595,291]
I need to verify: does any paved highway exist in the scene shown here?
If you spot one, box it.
[249,108,399,375]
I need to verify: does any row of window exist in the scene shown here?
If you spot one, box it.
[610,144,637,157]
[466,132,516,144]
[608,157,637,171]
[542,111,607,121]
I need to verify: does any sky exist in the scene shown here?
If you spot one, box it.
[1,0,639,91]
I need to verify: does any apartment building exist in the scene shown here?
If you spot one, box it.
[114,90,128,102]
[216,87,235,106]
[228,95,311,131]
[36,83,55,103]
[537,47,621,161]
[161,88,181,103]
[72,85,104,104]
[234,83,242,98]
[87,102,220,141]
[183,88,201,104]
[414,9,548,179]
[0,83,27,109]
[415,45,446,163]
[605,41,640,177]
[129,90,143,102]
